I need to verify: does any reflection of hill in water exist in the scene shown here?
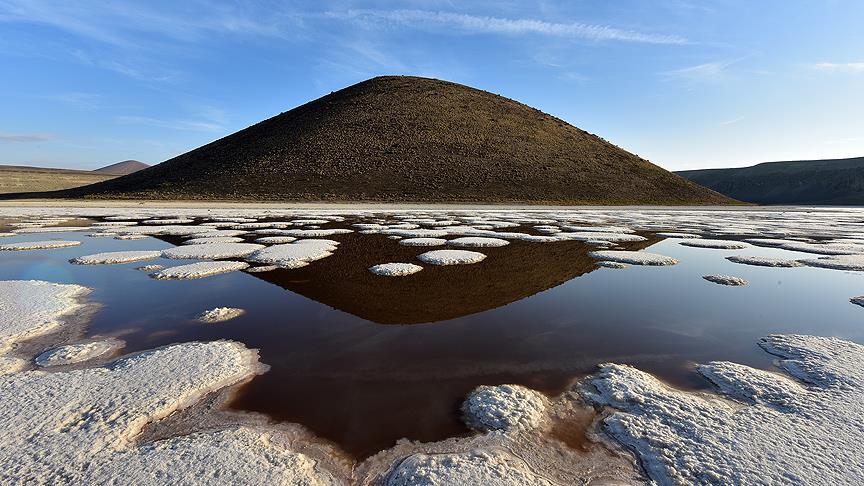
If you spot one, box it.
[247,233,660,324]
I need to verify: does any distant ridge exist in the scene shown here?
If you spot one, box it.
[15,76,733,204]
[93,160,149,175]
[677,156,864,205]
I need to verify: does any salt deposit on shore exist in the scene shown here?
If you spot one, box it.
[799,254,864,271]
[461,384,548,432]
[726,255,803,267]
[447,237,510,248]
[162,243,264,260]
[35,338,123,367]
[399,238,447,247]
[679,239,750,250]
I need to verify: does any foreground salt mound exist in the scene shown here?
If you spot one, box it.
[162,242,264,260]
[0,240,81,251]
[0,340,335,484]
[584,334,864,485]
[447,237,509,248]
[726,255,803,268]
[0,281,90,360]
[462,384,548,432]
[151,261,249,280]
[196,307,245,323]
[417,249,486,266]
[369,263,423,276]
[385,449,551,486]
[799,254,864,271]
[679,239,749,250]
[35,338,123,367]
[71,250,162,265]
[588,250,678,266]
[703,275,749,286]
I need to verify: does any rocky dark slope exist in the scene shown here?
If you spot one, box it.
[25,76,733,204]
[677,156,864,205]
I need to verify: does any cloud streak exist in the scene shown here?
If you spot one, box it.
[812,62,864,73]
[115,115,224,133]
[0,132,57,142]
[328,10,688,45]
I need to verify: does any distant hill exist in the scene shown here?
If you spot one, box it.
[677,156,864,205]
[0,165,116,194]
[32,76,733,205]
[93,160,149,175]
[0,160,148,194]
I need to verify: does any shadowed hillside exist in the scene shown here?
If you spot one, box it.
[677,156,864,205]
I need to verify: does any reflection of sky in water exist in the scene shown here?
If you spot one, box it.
[2,228,863,457]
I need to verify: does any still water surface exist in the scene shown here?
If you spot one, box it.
[2,222,862,457]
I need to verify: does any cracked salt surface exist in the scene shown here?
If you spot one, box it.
[461,384,548,432]
[585,334,864,485]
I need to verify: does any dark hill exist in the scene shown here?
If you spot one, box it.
[35,76,732,204]
[94,160,149,175]
[677,156,864,205]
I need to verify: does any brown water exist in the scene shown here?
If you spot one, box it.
[3,217,864,458]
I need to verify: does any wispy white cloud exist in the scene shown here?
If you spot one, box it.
[0,132,57,142]
[812,62,864,73]
[327,9,688,45]
[115,115,223,132]
[661,60,734,81]
[718,116,744,126]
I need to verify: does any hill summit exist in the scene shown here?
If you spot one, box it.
[93,160,149,175]
[55,76,731,204]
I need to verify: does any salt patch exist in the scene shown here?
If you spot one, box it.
[151,261,249,280]
[369,263,424,276]
[417,250,486,265]
[162,243,264,260]
[182,237,245,245]
[0,240,81,251]
[461,384,548,432]
[196,307,245,323]
[35,338,123,367]
[71,250,162,265]
[588,250,678,266]
[247,242,334,268]
[702,275,749,286]
[597,261,627,269]
[679,239,750,250]
[800,254,864,271]
[399,238,447,247]
[255,236,297,244]
[726,255,803,268]
[385,450,551,486]
[447,237,510,248]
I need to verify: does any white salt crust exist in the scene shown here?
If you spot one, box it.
[368,263,424,276]
[800,254,864,271]
[679,239,750,250]
[255,236,297,244]
[726,255,804,268]
[0,240,81,251]
[35,338,124,367]
[135,265,163,271]
[385,449,551,486]
[584,334,864,485]
[162,243,264,260]
[597,261,628,269]
[0,340,335,484]
[246,265,279,273]
[182,236,245,245]
[151,261,249,280]
[588,250,678,266]
[0,280,89,358]
[446,237,510,248]
[399,238,448,247]
[196,307,245,323]
[246,241,336,269]
[416,249,487,266]
[702,275,749,286]
[656,232,702,239]
[461,384,548,432]
[71,250,162,265]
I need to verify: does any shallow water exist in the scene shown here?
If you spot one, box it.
[2,212,863,458]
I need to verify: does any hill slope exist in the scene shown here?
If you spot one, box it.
[47,76,731,204]
[677,156,864,205]
[0,165,115,194]
[93,160,149,175]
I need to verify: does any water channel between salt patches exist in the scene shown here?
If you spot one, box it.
[1,208,864,462]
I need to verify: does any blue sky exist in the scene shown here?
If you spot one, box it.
[1,0,862,171]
